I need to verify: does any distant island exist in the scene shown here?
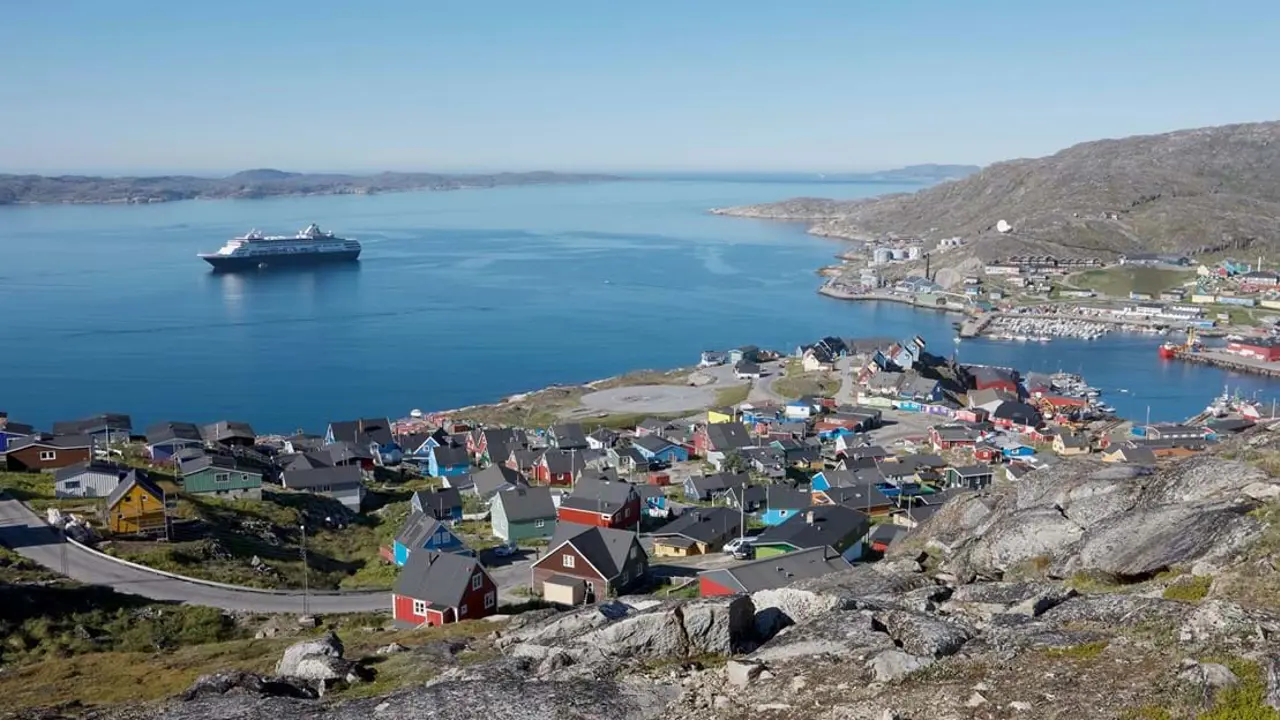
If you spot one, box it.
[714,121,1280,264]
[0,168,623,205]
[829,164,980,183]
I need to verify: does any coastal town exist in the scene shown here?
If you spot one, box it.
[1,332,1266,629]
[821,246,1280,378]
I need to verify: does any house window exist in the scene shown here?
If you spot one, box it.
[63,480,81,490]
[214,473,230,483]
[412,599,427,616]
[484,591,495,609]
[534,519,545,528]
[459,603,467,616]
[39,450,57,461]
[471,573,482,591]
[563,555,575,569]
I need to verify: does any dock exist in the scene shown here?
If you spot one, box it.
[1165,349,1280,378]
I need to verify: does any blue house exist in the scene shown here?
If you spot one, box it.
[809,468,862,493]
[144,421,205,462]
[1000,444,1036,459]
[632,435,689,464]
[428,444,471,478]
[742,405,782,425]
[0,416,36,452]
[760,487,813,526]
[392,512,472,565]
[411,487,464,522]
[325,418,402,465]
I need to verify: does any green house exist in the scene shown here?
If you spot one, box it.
[178,455,263,500]
[490,486,556,545]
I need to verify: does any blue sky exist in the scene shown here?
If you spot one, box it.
[3,1,1279,173]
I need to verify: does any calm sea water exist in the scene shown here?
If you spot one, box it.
[1,177,1276,432]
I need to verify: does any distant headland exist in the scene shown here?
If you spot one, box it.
[0,168,623,205]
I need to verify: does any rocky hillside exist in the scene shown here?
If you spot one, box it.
[717,121,1280,263]
[44,431,1280,720]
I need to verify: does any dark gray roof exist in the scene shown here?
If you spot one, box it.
[509,448,543,467]
[549,423,589,450]
[1057,433,1090,449]
[432,445,471,468]
[201,420,256,444]
[763,486,812,511]
[54,461,130,483]
[278,451,334,472]
[283,465,363,490]
[5,433,94,452]
[52,414,131,436]
[699,546,851,594]
[633,434,681,454]
[546,522,642,578]
[145,421,203,446]
[328,418,394,446]
[688,472,749,496]
[847,445,888,460]
[327,441,374,464]
[104,468,164,510]
[725,483,767,508]
[180,454,259,475]
[869,523,907,546]
[822,482,894,509]
[393,550,484,608]
[815,468,858,488]
[705,422,753,451]
[951,464,993,477]
[494,486,556,522]
[286,434,325,452]
[543,448,586,476]
[470,464,529,498]
[413,487,462,515]
[395,511,450,548]
[637,418,673,433]
[580,467,621,484]
[757,504,870,551]
[1117,444,1158,464]
[562,477,638,514]
[398,432,432,454]
[898,453,947,469]
[653,507,741,545]
[993,401,1042,426]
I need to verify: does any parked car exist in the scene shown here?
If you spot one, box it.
[492,543,518,558]
[723,537,754,556]
[732,544,756,561]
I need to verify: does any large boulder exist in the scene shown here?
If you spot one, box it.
[181,672,320,701]
[873,609,971,658]
[1066,501,1262,578]
[275,632,345,677]
[866,649,935,682]
[293,655,362,684]
[679,596,757,654]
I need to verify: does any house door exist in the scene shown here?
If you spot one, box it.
[584,580,596,604]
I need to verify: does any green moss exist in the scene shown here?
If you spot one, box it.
[1120,708,1174,720]
[1163,575,1212,603]
[1044,640,1108,661]
[1199,657,1280,720]
[1066,571,1129,594]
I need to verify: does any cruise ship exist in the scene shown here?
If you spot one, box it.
[198,224,361,271]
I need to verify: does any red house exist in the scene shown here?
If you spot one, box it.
[1228,338,1280,362]
[929,425,979,451]
[392,550,497,628]
[556,476,641,530]
[537,449,585,486]
[968,366,1019,394]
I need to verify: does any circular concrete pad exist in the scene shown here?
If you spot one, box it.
[579,384,721,414]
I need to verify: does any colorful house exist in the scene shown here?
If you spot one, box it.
[411,487,464,522]
[325,417,401,465]
[536,449,585,486]
[54,461,129,499]
[707,407,736,424]
[0,414,36,452]
[556,476,641,530]
[178,454,264,500]
[753,505,870,563]
[2,434,94,471]
[392,511,472,565]
[102,470,169,536]
[531,523,649,603]
[392,551,497,628]
[699,546,851,598]
[144,421,205,462]
[651,507,741,557]
[490,486,557,544]
[428,445,472,478]
[631,435,689,464]
[760,487,814,526]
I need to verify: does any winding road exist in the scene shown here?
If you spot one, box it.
[0,494,387,613]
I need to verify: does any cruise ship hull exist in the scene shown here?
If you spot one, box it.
[200,249,361,271]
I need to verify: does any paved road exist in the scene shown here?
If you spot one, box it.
[0,494,388,613]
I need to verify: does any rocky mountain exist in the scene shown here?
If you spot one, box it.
[716,121,1280,264]
[0,169,621,205]
[64,430,1280,720]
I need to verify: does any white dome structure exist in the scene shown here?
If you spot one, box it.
[996,219,1013,234]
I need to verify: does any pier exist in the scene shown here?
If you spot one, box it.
[1166,349,1280,378]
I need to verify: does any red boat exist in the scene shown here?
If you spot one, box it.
[1158,342,1181,359]
[1159,328,1200,359]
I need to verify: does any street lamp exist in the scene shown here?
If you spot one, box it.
[299,523,310,618]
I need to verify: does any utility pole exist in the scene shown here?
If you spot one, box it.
[299,523,310,617]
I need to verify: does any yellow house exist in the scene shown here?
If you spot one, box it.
[707,407,736,424]
[1052,433,1091,456]
[103,470,169,536]
[651,507,740,557]
[1191,293,1217,304]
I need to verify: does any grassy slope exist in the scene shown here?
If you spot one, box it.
[1069,267,1195,297]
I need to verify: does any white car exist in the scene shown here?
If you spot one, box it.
[722,537,755,555]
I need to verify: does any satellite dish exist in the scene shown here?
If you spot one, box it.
[996,220,1012,234]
